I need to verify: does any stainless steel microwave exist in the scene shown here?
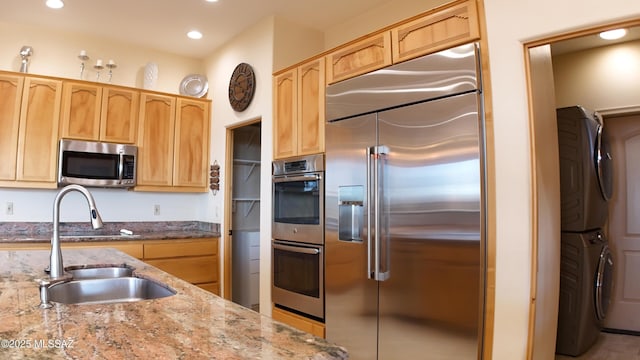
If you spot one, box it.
[58,139,137,188]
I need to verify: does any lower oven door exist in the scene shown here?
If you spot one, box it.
[272,240,324,320]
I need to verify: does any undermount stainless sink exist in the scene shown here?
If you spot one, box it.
[46,276,176,305]
[64,264,135,279]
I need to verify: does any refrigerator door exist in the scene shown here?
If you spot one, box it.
[325,112,378,359]
[377,92,484,359]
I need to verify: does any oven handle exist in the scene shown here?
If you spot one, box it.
[272,174,321,183]
[273,242,321,255]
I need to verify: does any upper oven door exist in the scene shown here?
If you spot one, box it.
[272,172,324,245]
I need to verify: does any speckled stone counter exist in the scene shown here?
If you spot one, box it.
[0,249,347,359]
[0,221,220,243]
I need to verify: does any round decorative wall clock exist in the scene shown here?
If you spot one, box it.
[228,63,256,112]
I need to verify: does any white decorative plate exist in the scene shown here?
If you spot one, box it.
[179,74,208,98]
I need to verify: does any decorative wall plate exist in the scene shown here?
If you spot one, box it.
[179,74,209,98]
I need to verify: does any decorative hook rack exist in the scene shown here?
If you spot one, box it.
[210,161,220,195]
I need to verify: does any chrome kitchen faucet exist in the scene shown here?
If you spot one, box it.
[48,184,103,279]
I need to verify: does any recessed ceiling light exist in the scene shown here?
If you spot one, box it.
[599,29,627,40]
[45,0,64,9]
[187,30,203,40]
[205,0,219,2]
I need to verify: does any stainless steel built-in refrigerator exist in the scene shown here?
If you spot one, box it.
[325,43,486,359]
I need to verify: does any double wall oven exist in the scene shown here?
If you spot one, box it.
[272,154,324,321]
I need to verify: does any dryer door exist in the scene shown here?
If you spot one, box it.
[595,123,613,201]
[595,243,614,321]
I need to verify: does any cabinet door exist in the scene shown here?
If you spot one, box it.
[391,0,480,63]
[100,86,139,144]
[16,77,62,184]
[273,69,297,159]
[0,74,23,180]
[137,92,175,187]
[174,98,209,189]
[297,58,325,155]
[59,81,102,141]
[326,32,392,84]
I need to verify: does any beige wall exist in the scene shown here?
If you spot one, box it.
[483,0,640,358]
[554,40,640,111]
[273,17,324,72]
[323,0,450,49]
[0,20,204,94]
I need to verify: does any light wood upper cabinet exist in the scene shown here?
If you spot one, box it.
[0,73,61,188]
[16,77,62,185]
[0,70,209,192]
[297,58,325,156]
[60,82,139,144]
[326,32,392,85]
[273,57,325,159]
[273,69,297,159]
[136,92,176,187]
[60,82,102,141]
[136,93,210,192]
[391,0,480,63]
[323,0,480,84]
[0,74,24,181]
[173,98,210,188]
[100,86,139,143]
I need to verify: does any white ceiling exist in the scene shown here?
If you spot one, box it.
[0,0,390,59]
[2,0,637,60]
[551,26,640,56]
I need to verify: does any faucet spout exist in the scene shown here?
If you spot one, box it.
[50,184,103,279]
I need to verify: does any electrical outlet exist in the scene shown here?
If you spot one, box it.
[6,202,13,215]
[153,204,160,216]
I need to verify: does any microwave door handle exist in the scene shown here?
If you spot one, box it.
[273,174,321,183]
[118,153,124,182]
[273,243,320,255]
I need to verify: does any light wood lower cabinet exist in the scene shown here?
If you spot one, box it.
[272,306,325,338]
[143,238,219,295]
[0,241,144,259]
[0,237,219,295]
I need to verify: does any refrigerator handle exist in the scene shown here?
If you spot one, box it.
[374,145,390,281]
[366,146,374,280]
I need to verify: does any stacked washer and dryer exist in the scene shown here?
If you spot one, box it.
[556,106,615,356]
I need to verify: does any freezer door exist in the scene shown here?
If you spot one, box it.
[325,113,378,359]
[377,92,484,359]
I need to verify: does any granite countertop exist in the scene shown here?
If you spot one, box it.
[0,249,347,359]
[0,221,221,244]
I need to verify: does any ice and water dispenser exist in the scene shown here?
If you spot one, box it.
[338,185,364,242]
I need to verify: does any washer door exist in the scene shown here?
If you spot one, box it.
[595,244,614,321]
[595,122,614,201]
